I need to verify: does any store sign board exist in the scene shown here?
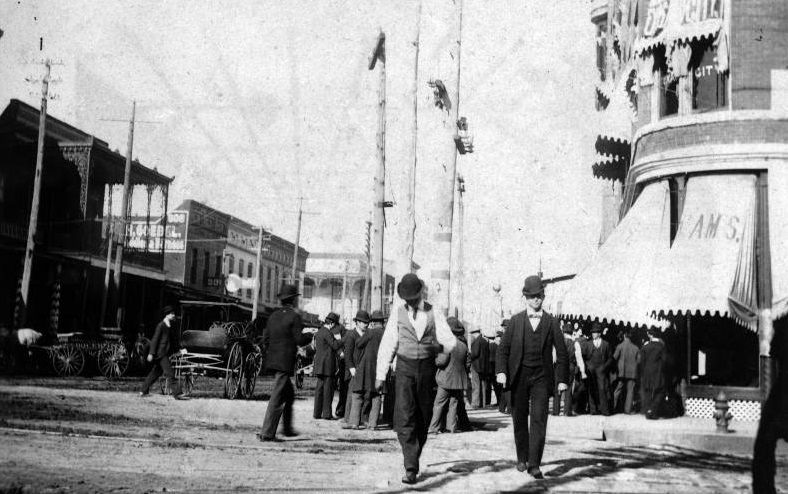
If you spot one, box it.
[126,210,189,252]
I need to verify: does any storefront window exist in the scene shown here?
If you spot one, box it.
[686,315,759,388]
[691,38,727,112]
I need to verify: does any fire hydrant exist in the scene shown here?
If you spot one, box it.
[713,391,733,433]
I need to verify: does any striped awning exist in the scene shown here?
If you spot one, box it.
[647,174,758,331]
[559,180,671,327]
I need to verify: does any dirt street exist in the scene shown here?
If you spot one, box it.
[0,376,784,493]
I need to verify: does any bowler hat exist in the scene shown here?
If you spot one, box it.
[160,305,176,317]
[353,310,371,324]
[446,316,465,334]
[562,322,574,334]
[522,275,544,297]
[325,312,340,324]
[500,318,510,327]
[590,322,603,334]
[397,273,423,300]
[370,310,386,322]
[277,284,300,300]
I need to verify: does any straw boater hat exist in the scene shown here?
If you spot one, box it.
[397,273,423,300]
[353,310,371,324]
[522,275,544,297]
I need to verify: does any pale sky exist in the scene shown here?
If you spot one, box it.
[1,0,606,320]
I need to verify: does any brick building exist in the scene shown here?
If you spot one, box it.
[562,0,788,420]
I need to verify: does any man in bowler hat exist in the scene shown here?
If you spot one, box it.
[375,273,457,484]
[496,275,569,479]
[313,311,343,419]
[342,310,370,429]
[257,284,314,441]
[139,305,187,399]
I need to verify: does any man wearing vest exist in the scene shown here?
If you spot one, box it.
[375,273,457,485]
[496,275,569,479]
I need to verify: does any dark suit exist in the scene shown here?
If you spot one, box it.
[141,320,182,396]
[470,336,491,407]
[334,325,350,418]
[496,310,569,469]
[313,325,343,419]
[260,306,313,438]
[613,338,639,414]
[587,338,613,415]
[638,339,666,415]
[343,329,361,424]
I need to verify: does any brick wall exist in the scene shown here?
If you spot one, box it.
[732,0,788,110]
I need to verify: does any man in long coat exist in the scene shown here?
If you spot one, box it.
[613,330,639,414]
[257,284,314,441]
[140,305,186,399]
[342,310,370,429]
[429,317,469,434]
[334,321,350,419]
[348,310,385,429]
[587,323,613,416]
[375,273,457,485]
[638,326,666,417]
[313,312,343,420]
[470,327,491,408]
[496,275,569,479]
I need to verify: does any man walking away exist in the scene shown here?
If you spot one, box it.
[375,273,457,485]
[140,306,187,400]
[470,327,490,408]
[342,310,370,429]
[496,275,568,479]
[638,326,666,418]
[753,323,788,494]
[313,312,343,420]
[587,323,613,416]
[429,317,469,434]
[613,330,639,414]
[257,284,315,441]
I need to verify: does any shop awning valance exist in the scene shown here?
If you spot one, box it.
[597,62,636,147]
[648,174,758,330]
[559,181,671,327]
[635,0,725,55]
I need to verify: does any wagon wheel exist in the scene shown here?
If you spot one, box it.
[295,354,305,389]
[224,342,244,399]
[51,345,85,377]
[179,373,195,397]
[241,352,262,399]
[97,344,130,379]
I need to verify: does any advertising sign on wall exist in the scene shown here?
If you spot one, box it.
[126,210,189,252]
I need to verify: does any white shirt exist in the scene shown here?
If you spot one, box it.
[526,308,543,331]
[376,300,457,381]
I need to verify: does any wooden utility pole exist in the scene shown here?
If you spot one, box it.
[369,31,386,313]
[452,175,465,319]
[290,197,303,284]
[252,225,264,320]
[362,219,372,311]
[113,101,136,328]
[428,0,464,315]
[99,220,115,326]
[19,59,51,326]
[402,0,422,279]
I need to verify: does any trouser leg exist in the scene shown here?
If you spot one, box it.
[446,390,460,432]
[482,377,491,407]
[395,373,420,473]
[624,379,635,414]
[511,372,532,464]
[313,376,325,418]
[470,369,481,407]
[752,400,783,494]
[336,376,349,418]
[260,371,288,438]
[323,375,335,418]
[348,391,364,427]
[368,392,381,428]
[564,373,575,416]
[160,356,181,396]
[429,387,450,433]
[528,377,549,468]
[141,359,164,393]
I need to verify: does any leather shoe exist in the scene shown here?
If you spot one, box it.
[527,467,544,479]
[282,430,299,437]
[322,416,336,421]
[401,471,418,484]
[255,433,282,442]
[516,462,528,472]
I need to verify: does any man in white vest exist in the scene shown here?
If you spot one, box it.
[376,273,457,485]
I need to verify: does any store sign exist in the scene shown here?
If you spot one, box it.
[675,0,723,26]
[126,210,189,252]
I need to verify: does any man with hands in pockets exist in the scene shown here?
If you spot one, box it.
[496,275,569,479]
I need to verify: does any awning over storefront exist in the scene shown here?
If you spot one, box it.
[635,0,725,54]
[648,174,758,330]
[560,181,670,326]
[596,62,636,159]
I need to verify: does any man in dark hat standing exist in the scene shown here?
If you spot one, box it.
[375,273,457,485]
[342,310,370,429]
[495,319,512,414]
[257,284,314,441]
[496,275,569,479]
[313,311,343,419]
[139,305,187,399]
[470,326,490,408]
[587,323,613,416]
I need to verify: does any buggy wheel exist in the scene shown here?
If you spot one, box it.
[241,352,262,399]
[97,344,130,379]
[224,342,244,399]
[51,346,85,377]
